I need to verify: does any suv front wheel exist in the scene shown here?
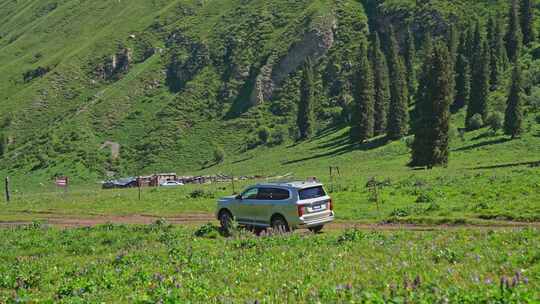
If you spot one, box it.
[219,210,233,233]
[271,215,290,233]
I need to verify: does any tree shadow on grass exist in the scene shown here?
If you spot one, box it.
[469,160,540,170]
[452,138,511,152]
[282,136,388,165]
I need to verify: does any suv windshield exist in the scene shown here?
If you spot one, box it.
[298,186,326,200]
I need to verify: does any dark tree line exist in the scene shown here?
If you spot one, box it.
[295,0,532,167]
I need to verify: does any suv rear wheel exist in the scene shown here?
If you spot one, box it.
[271,215,290,233]
[308,225,324,233]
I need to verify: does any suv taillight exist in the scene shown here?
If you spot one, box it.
[329,198,333,211]
[297,205,304,217]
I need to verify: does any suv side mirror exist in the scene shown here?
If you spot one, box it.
[235,194,242,200]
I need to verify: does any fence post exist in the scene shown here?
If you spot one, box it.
[4,176,10,203]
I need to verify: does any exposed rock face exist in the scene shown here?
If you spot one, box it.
[250,17,336,105]
[96,48,132,80]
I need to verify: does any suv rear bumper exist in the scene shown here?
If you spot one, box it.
[296,211,334,228]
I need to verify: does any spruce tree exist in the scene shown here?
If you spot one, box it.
[370,32,390,136]
[410,42,452,168]
[403,25,416,103]
[297,58,315,140]
[504,61,523,139]
[505,0,523,61]
[0,133,5,157]
[520,0,536,45]
[447,23,459,64]
[488,16,508,90]
[350,41,375,142]
[453,54,470,112]
[413,31,433,130]
[386,28,410,140]
[467,25,490,129]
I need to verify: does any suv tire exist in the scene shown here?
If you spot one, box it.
[308,225,324,233]
[219,210,233,233]
[271,215,290,233]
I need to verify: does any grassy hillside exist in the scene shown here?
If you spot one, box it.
[3,0,538,181]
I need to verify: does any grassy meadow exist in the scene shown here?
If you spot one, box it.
[2,117,540,225]
[0,223,539,302]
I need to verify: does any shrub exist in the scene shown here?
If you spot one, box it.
[194,223,220,238]
[213,146,225,163]
[189,189,214,199]
[535,114,540,125]
[268,127,286,146]
[467,114,484,131]
[257,127,270,144]
[486,112,504,132]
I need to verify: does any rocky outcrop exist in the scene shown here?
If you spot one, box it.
[250,16,336,105]
[96,48,132,80]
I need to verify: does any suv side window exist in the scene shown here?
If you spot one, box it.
[257,188,273,200]
[270,188,290,200]
[241,188,259,199]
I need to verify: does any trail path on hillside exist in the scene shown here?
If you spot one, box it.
[1,213,539,231]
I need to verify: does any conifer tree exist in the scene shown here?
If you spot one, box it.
[447,23,459,64]
[350,41,375,142]
[488,16,508,90]
[467,26,490,129]
[403,25,416,103]
[505,0,523,61]
[504,61,523,139]
[0,132,5,157]
[386,28,410,140]
[370,32,390,136]
[453,54,471,112]
[413,31,433,129]
[410,42,452,168]
[297,58,315,140]
[520,0,536,45]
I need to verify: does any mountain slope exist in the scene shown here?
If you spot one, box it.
[0,0,538,180]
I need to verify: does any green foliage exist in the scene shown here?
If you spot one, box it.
[350,41,375,142]
[213,146,225,164]
[486,112,504,132]
[520,0,536,45]
[297,58,315,140]
[488,16,509,91]
[410,42,452,168]
[467,23,490,129]
[504,62,524,138]
[505,0,523,61]
[454,54,471,111]
[257,126,271,145]
[467,114,485,131]
[404,25,417,102]
[370,32,390,136]
[386,28,410,140]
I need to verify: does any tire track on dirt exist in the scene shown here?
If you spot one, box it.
[1,213,539,230]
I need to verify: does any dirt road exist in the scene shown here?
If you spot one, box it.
[1,213,539,231]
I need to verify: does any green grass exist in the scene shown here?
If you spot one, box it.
[2,118,540,225]
[1,223,539,302]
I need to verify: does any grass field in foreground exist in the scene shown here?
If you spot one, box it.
[0,223,539,303]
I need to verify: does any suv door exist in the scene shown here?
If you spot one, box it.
[237,188,259,224]
[257,187,291,225]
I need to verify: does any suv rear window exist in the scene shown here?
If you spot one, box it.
[298,186,326,200]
